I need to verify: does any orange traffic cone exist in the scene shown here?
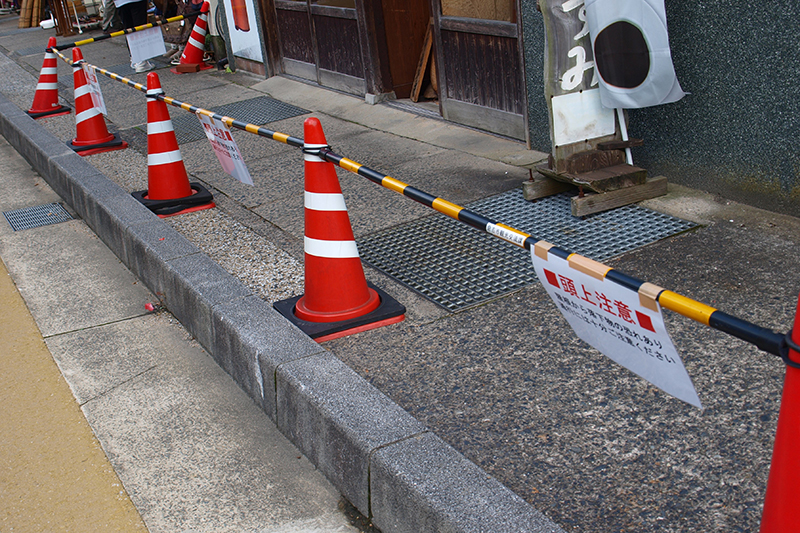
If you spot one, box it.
[273,117,404,342]
[27,37,71,119]
[171,1,213,73]
[131,72,215,217]
[67,47,127,155]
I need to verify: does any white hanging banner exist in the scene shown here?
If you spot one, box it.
[531,247,701,408]
[82,63,107,116]
[127,26,167,64]
[196,112,253,185]
[585,0,685,108]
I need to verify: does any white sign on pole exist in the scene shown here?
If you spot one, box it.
[127,26,167,64]
[196,112,253,185]
[551,89,616,147]
[82,63,107,116]
[531,247,701,408]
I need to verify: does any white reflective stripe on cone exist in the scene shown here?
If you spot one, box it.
[74,84,92,98]
[75,107,101,122]
[303,143,327,162]
[148,150,183,166]
[304,236,360,259]
[148,120,175,135]
[304,191,347,211]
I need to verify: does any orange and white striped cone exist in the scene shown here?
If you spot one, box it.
[26,37,71,119]
[171,1,213,73]
[67,47,127,156]
[273,117,404,342]
[131,72,215,217]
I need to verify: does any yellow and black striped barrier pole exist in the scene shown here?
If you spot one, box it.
[317,147,790,359]
[50,13,201,51]
[47,47,791,361]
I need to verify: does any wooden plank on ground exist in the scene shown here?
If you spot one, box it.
[522,175,572,201]
[571,175,668,216]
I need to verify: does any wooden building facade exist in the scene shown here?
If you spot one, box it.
[252,0,530,143]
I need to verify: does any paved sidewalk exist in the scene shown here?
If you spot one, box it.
[0,136,363,532]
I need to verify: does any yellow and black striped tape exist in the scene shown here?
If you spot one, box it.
[46,47,788,358]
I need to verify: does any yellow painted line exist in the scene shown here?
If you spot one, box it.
[658,290,716,325]
[339,158,362,174]
[432,198,463,219]
[381,176,407,194]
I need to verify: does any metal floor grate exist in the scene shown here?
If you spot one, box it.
[358,190,697,311]
[169,96,308,143]
[3,203,73,231]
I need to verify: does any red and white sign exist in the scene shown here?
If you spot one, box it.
[531,248,701,408]
[197,113,253,185]
[82,64,107,116]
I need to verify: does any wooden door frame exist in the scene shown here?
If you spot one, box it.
[429,0,530,145]
[260,0,394,99]
[257,0,283,76]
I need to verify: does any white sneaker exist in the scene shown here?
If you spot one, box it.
[133,60,154,73]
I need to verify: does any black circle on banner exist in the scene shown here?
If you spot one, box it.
[594,21,650,89]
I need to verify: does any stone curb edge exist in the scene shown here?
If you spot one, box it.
[0,94,564,533]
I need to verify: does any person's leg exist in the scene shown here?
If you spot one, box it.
[117,2,135,29]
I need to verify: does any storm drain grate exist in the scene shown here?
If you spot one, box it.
[17,45,53,57]
[3,203,73,231]
[169,96,309,144]
[358,190,697,311]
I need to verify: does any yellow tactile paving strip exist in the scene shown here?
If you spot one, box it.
[0,257,147,533]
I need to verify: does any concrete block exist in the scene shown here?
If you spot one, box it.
[47,151,112,216]
[211,295,324,419]
[276,353,427,516]
[122,219,200,291]
[82,188,156,261]
[158,253,252,351]
[370,432,565,533]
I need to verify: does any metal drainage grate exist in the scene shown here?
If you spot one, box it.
[358,190,697,312]
[3,203,73,231]
[17,45,51,57]
[169,96,309,144]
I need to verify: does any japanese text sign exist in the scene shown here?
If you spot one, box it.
[196,113,253,185]
[126,26,167,64]
[531,248,701,408]
[82,64,107,116]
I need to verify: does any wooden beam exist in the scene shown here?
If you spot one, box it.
[410,19,432,102]
[571,175,668,216]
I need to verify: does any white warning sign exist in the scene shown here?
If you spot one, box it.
[531,248,701,408]
[82,64,107,116]
[197,112,253,185]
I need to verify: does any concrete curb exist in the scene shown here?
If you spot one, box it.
[0,93,565,533]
